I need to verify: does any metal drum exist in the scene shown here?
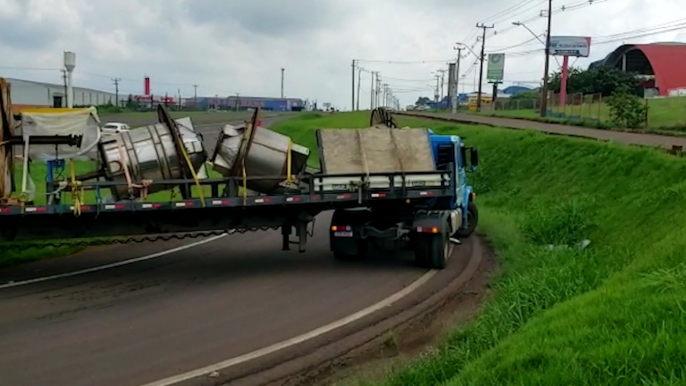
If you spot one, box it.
[101,117,207,200]
[212,124,310,194]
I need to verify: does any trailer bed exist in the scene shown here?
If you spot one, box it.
[0,170,456,242]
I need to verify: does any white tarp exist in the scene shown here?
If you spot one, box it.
[19,107,102,161]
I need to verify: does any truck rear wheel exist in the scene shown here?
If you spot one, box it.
[414,227,450,269]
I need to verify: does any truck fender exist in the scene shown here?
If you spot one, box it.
[461,186,474,228]
[414,211,451,233]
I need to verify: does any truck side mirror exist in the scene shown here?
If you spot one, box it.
[470,148,479,167]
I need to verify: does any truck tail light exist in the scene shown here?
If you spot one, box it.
[417,226,439,234]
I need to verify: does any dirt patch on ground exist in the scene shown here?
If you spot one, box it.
[281,237,499,386]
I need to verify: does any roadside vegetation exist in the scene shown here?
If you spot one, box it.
[270,112,686,386]
[478,95,686,134]
[463,64,686,133]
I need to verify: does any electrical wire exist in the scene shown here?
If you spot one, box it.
[355,59,455,64]
[477,0,539,24]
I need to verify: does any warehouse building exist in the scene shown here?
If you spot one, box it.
[185,95,304,111]
[6,77,123,112]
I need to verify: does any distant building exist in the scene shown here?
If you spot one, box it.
[185,95,304,111]
[502,85,533,96]
[5,77,123,113]
[589,42,686,97]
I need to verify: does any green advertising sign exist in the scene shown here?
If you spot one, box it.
[487,53,505,82]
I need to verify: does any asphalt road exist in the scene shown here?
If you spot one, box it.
[0,113,452,386]
[0,211,432,386]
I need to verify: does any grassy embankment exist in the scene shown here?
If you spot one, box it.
[269,112,686,386]
[472,96,686,133]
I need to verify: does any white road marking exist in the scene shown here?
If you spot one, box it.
[139,269,438,386]
[0,235,228,289]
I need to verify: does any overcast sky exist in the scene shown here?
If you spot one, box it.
[1,0,685,109]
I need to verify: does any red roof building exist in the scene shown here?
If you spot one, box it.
[594,43,686,96]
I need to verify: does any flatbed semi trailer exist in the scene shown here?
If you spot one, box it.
[0,110,479,270]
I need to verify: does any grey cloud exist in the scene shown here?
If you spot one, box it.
[181,0,354,38]
[0,15,61,51]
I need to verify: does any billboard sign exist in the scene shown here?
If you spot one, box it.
[550,36,592,57]
[487,53,505,82]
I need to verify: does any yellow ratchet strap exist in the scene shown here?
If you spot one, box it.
[178,137,206,207]
[70,159,83,217]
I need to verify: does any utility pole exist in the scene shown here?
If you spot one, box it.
[433,74,441,103]
[370,71,376,109]
[61,69,68,107]
[382,84,388,107]
[540,0,553,117]
[112,78,121,107]
[281,68,285,99]
[357,66,363,111]
[436,69,447,100]
[453,45,463,114]
[351,60,356,111]
[235,92,240,112]
[193,85,198,110]
[476,23,494,112]
[376,75,382,109]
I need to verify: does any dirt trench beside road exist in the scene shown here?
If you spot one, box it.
[400,112,686,150]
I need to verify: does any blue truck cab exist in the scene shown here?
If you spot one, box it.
[428,130,479,238]
[329,124,480,270]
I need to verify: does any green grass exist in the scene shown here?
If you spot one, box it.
[475,96,686,132]
[268,112,686,386]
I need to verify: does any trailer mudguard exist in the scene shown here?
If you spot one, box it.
[413,211,451,233]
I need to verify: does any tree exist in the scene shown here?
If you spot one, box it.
[548,65,643,97]
[606,84,648,129]
[415,97,432,106]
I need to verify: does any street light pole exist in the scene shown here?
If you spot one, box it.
[512,21,546,45]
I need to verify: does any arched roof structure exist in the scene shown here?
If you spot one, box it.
[593,43,686,96]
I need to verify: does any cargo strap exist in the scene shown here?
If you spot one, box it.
[69,159,83,217]
[19,136,31,211]
[286,139,294,185]
[242,161,248,205]
[175,122,206,207]
[354,130,370,204]
[115,137,156,202]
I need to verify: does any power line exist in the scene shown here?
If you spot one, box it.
[382,76,437,82]
[489,0,547,27]
[478,0,539,24]
[355,59,454,64]
[494,0,611,36]
[487,35,542,53]
[502,20,686,58]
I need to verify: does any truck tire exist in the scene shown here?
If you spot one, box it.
[456,201,479,238]
[414,227,450,269]
[333,241,368,261]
